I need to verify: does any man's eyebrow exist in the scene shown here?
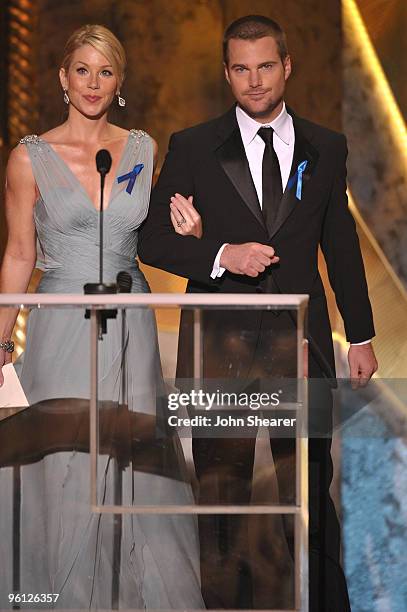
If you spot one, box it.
[230,60,278,69]
[257,60,278,67]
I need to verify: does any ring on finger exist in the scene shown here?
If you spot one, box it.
[177,217,186,227]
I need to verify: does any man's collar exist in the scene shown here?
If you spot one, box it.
[236,102,292,147]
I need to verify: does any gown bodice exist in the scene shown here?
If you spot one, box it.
[20,129,153,292]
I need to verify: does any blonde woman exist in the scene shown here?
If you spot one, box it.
[0,25,204,608]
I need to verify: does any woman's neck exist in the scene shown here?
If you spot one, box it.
[62,106,113,144]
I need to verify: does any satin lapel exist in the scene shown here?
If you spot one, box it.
[215,110,266,231]
[268,116,319,241]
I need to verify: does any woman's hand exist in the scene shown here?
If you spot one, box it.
[0,347,12,387]
[170,193,202,239]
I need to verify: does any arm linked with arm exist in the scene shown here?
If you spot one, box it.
[138,132,224,285]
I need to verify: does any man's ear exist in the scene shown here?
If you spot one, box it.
[283,55,292,81]
[59,67,68,91]
[223,63,231,85]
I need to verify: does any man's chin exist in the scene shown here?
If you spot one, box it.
[239,99,281,121]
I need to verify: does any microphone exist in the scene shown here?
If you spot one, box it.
[96,149,112,177]
[116,271,133,293]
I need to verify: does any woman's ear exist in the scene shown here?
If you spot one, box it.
[59,67,68,91]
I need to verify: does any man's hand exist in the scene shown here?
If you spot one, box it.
[348,343,378,389]
[220,243,279,277]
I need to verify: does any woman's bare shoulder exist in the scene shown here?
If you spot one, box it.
[6,144,36,194]
[8,142,32,171]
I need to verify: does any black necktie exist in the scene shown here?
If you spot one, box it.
[257,127,283,232]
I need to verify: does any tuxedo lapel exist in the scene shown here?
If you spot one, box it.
[268,112,319,241]
[215,108,267,231]
[213,106,319,238]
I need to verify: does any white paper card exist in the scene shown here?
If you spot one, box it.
[0,363,29,407]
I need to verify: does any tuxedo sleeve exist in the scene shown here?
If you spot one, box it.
[320,134,375,343]
[138,132,224,285]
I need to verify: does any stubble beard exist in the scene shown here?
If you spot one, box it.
[238,95,283,122]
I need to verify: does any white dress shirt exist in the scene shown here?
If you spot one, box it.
[236,102,295,198]
[211,103,294,280]
[209,103,370,345]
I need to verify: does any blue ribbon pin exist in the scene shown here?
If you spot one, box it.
[117,163,144,194]
[287,160,308,200]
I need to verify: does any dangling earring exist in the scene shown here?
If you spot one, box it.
[117,93,126,108]
[63,89,70,104]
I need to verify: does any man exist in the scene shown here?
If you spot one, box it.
[139,15,377,611]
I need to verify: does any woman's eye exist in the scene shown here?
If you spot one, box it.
[101,69,113,76]
[76,67,87,75]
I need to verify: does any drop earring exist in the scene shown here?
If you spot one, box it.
[117,93,126,108]
[63,89,70,104]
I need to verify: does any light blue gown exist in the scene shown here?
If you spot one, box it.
[0,131,204,609]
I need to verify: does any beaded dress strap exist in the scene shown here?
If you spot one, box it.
[20,134,41,145]
[129,129,149,143]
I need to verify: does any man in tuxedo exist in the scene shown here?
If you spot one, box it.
[139,14,378,611]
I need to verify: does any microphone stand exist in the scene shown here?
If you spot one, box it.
[99,170,105,285]
[84,150,117,338]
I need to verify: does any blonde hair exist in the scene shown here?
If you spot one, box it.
[61,24,126,87]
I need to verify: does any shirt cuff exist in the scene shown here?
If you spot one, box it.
[210,243,229,279]
[350,339,372,345]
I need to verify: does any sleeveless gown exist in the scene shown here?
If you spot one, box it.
[0,131,204,609]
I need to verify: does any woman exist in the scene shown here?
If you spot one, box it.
[0,25,204,609]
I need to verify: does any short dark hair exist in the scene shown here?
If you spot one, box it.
[223,15,288,65]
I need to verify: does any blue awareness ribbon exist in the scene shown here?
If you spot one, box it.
[287,160,308,200]
[117,163,144,194]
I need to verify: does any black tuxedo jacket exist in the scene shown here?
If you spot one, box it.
[138,105,375,378]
